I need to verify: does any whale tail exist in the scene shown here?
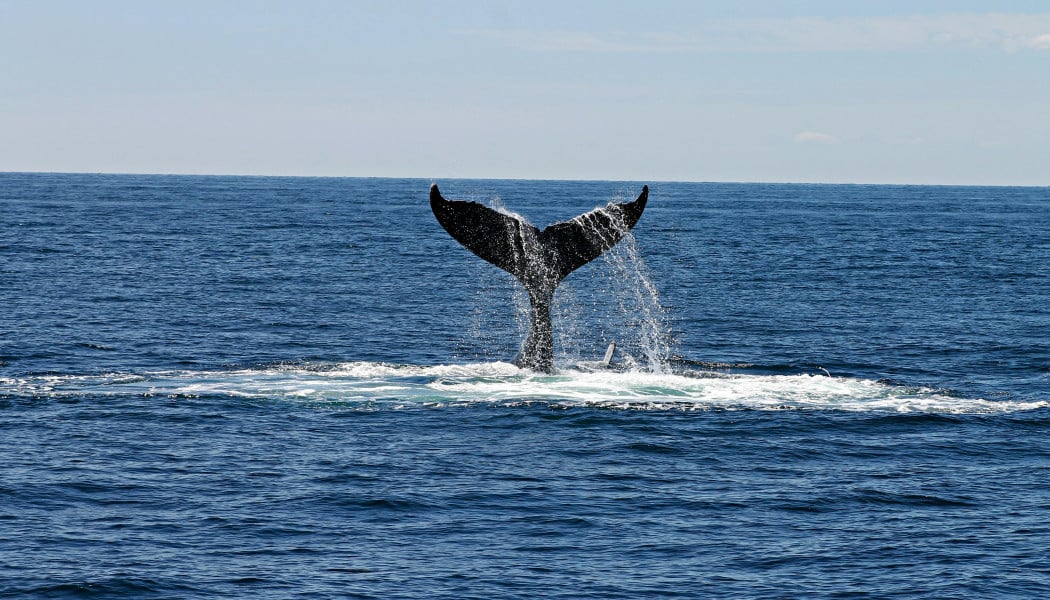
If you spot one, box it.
[430,184,648,372]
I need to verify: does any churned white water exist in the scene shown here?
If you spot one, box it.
[5,363,1045,414]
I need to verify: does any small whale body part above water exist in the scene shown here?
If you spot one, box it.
[430,183,649,373]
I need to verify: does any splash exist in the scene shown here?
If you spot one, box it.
[553,195,672,372]
[463,191,670,372]
[593,228,672,372]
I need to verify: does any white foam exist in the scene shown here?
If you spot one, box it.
[3,362,1046,415]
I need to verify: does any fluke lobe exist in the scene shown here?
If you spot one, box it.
[430,183,649,373]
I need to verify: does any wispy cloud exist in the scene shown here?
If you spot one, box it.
[459,29,699,53]
[1026,33,1050,49]
[459,13,1050,54]
[794,131,840,144]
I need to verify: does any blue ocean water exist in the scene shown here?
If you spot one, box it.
[1,173,1049,598]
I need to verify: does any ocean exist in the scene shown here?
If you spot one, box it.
[1,173,1048,598]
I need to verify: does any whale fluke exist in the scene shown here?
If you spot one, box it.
[430,183,649,373]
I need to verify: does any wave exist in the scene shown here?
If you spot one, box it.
[2,362,1046,415]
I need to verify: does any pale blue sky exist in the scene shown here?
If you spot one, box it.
[2,1,1048,184]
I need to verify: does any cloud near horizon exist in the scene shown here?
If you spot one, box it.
[461,13,1050,54]
[794,131,840,144]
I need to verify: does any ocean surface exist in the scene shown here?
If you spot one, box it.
[2,173,1049,598]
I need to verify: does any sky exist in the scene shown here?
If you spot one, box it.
[2,1,1049,185]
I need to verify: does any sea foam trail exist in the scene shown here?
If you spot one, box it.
[3,363,1046,414]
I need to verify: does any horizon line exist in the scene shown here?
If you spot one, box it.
[2,169,1047,189]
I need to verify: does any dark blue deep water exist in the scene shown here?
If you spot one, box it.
[2,173,1049,598]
